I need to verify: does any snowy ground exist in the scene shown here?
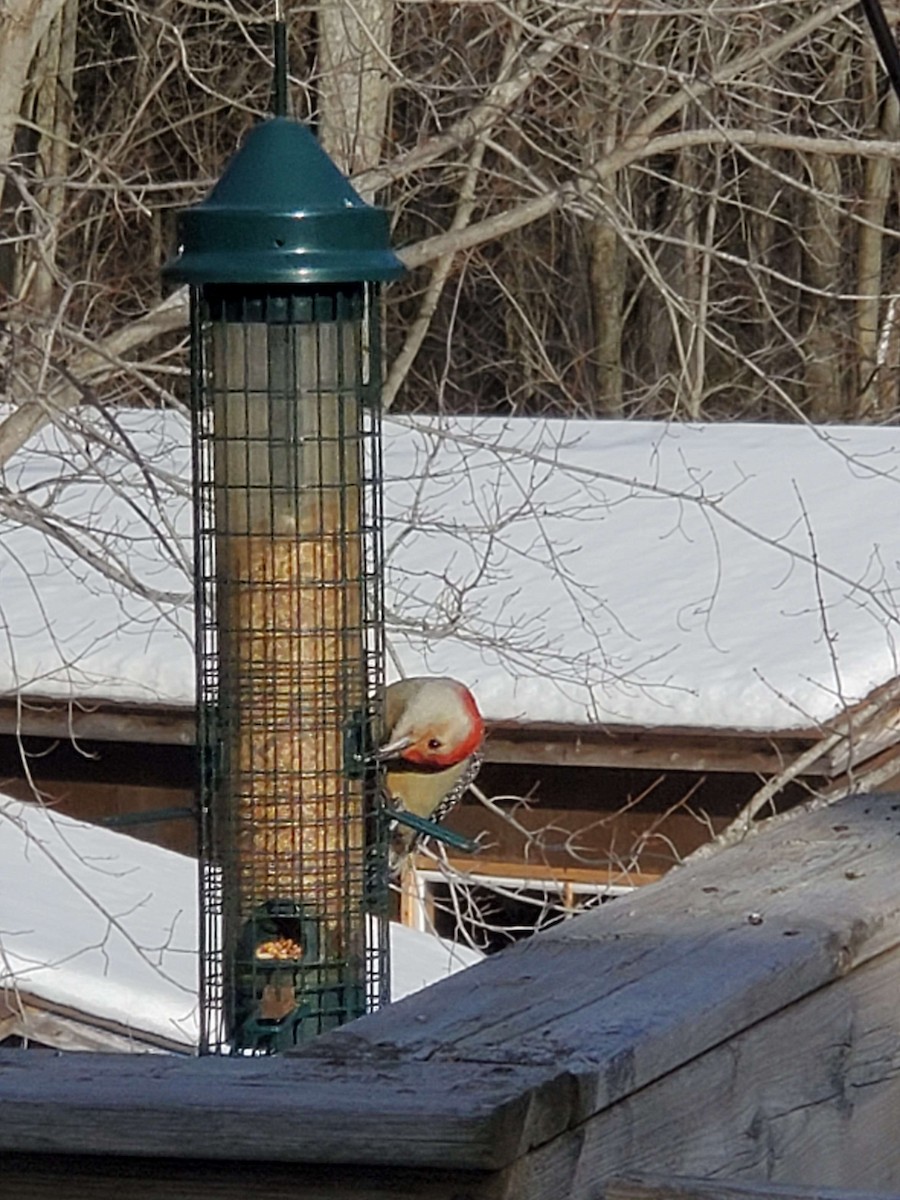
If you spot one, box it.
[2,409,900,731]
[0,793,482,1049]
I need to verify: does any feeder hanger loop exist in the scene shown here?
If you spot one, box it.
[859,0,900,104]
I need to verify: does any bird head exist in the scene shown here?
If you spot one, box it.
[378,677,484,770]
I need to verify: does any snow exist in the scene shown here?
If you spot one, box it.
[391,919,482,1003]
[0,793,482,1048]
[2,409,900,731]
[0,793,198,1047]
[386,417,900,731]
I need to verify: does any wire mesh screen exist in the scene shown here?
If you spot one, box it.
[191,283,388,1055]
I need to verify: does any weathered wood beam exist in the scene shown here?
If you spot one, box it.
[3,792,900,1197]
[0,1003,168,1054]
[0,696,821,772]
[0,992,189,1055]
[0,1052,548,1170]
[482,724,817,775]
[0,696,195,746]
[484,938,900,1196]
[606,1177,900,1200]
[3,694,897,780]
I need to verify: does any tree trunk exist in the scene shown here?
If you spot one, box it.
[802,30,849,422]
[0,0,66,171]
[855,45,899,421]
[590,215,626,417]
[21,0,79,313]
[582,15,627,418]
[317,0,394,199]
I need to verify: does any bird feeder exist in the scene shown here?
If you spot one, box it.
[163,35,404,1053]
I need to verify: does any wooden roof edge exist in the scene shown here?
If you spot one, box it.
[2,791,900,1172]
[0,691,828,748]
[0,989,194,1056]
[0,693,196,746]
[2,682,899,776]
[485,717,821,741]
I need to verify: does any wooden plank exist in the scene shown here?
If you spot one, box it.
[0,1050,556,1170]
[398,867,423,928]
[818,678,900,775]
[3,693,897,779]
[507,936,900,1198]
[2,791,900,1185]
[606,1177,900,1200]
[310,792,900,1133]
[0,695,833,774]
[6,926,900,1198]
[0,696,195,746]
[15,1006,169,1053]
[483,726,817,775]
[0,993,185,1054]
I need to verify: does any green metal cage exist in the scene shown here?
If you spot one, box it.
[164,105,404,1054]
[192,282,387,1053]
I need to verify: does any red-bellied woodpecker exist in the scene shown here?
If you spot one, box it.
[378,676,485,873]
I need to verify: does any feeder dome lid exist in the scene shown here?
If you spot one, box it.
[163,118,405,285]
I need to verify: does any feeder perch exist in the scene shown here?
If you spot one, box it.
[390,809,480,855]
[164,33,404,1053]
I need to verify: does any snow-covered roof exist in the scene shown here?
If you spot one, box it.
[0,793,482,1050]
[2,409,900,732]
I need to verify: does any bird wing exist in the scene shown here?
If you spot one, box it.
[430,749,483,825]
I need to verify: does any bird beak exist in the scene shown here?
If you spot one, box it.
[376,735,414,761]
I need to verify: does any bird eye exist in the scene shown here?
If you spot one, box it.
[428,738,442,750]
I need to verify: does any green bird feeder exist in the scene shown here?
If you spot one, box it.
[163,26,404,1054]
